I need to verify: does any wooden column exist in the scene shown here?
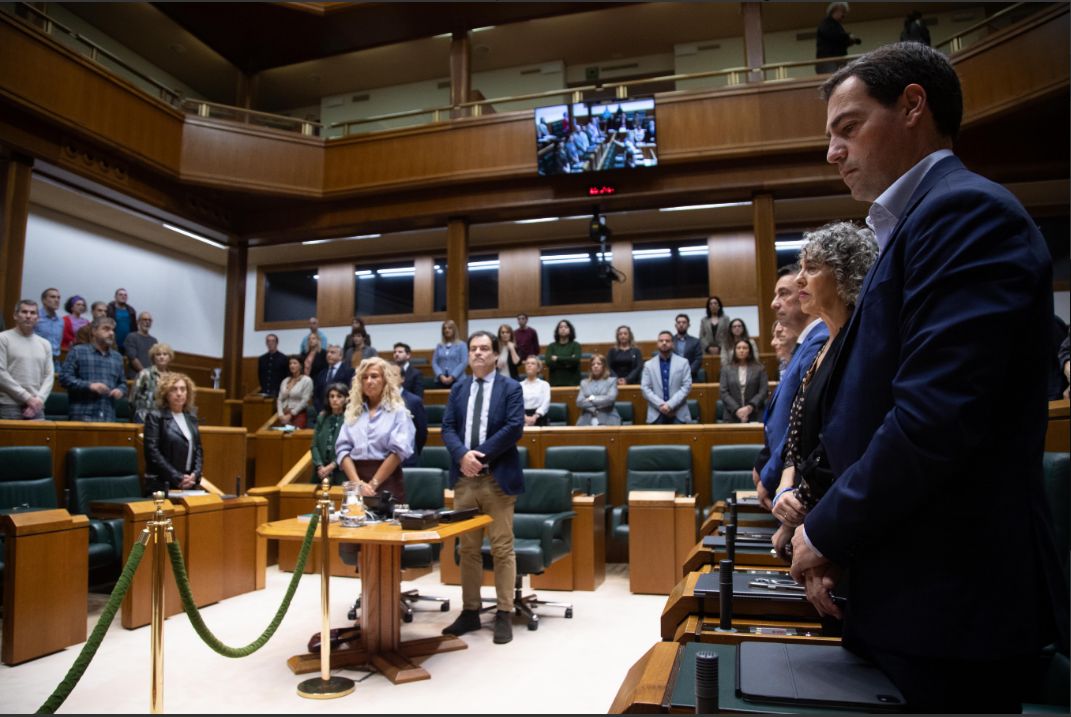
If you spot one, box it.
[742,2,766,83]
[0,154,32,321]
[235,72,257,109]
[223,240,247,399]
[446,218,469,337]
[753,194,778,341]
[450,31,471,118]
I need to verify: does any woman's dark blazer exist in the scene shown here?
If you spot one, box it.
[144,408,204,495]
[719,362,769,422]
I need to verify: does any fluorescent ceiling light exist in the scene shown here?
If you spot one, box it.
[306,233,380,245]
[468,260,500,272]
[515,217,559,224]
[354,269,373,277]
[376,267,415,276]
[301,239,332,246]
[659,201,750,212]
[312,274,319,280]
[561,215,590,221]
[541,252,591,265]
[775,239,808,251]
[162,223,225,249]
[471,25,495,32]
[632,248,671,260]
[678,245,709,255]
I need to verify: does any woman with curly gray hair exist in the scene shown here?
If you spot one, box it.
[770,221,877,559]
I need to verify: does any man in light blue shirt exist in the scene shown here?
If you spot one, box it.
[33,287,63,359]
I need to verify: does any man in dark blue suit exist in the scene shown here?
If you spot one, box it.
[392,342,425,398]
[440,330,525,644]
[790,43,1067,711]
[311,345,354,416]
[752,265,828,507]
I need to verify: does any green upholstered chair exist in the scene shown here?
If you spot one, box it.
[517,446,529,469]
[474,469,576,630]
[44,392,69,421]
[545,445,608,495]
[0,446,60,589]
[114,397,132,422]
[418,445,451,472]
[715,399,724,424]
[688,399,700,423]
[66,446,142,585]
[546,402,568,426]
[710,444,764,504]
[615,401,634,425]
[424,403,445,427]
[398,467,450,618]
[610,445,693,547]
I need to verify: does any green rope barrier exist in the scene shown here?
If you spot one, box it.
[37,542,147,715]
[167,513,320,657]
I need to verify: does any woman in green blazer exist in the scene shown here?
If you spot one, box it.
[311,382,350,485]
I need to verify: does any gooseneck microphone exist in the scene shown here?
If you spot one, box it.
[717,558,736,632]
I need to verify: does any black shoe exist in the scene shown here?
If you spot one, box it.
[493,610,513,644]
[442,609,481,636]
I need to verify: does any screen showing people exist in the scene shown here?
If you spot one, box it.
[535,98,657,176]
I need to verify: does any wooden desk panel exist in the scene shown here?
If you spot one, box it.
[91,499,188,629]
[608,642,679,715]
[172,494,224,607]
[196,388,226,426]
[276,485,353,578]
[242,397,277,433]
[531,493,605,592]
[1,510,88,665]
[253,429,313,488]
[221,496,268,597]
[199,427,247,495]
[628,491,679,595]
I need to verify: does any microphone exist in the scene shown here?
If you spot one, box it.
[717,558,736,632]
[694,651,719,714]
[724,522,737,565]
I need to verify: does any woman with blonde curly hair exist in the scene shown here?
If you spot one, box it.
[143,371,202,495]
[131,342,174,423]
[335,356,415,502]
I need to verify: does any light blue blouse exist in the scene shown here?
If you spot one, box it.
[335,403,415,464]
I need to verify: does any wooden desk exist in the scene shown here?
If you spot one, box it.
[1,509,88,665]
[257,514,492,684]
[170,494,224,607]
[532,492,606,591]
[91,499,188,629]
[221,495,268,599]
[628,491,696,595]
[242,396,277,433]
[276,485,353,577]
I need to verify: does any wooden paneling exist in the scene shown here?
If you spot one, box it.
[413,256,434,315]
[752,194,778,341]
[955,5,1069,125]
[314,261,355,328]
[253,428,312,488]
[180,118,322,196]
[1,510,88,665]
[709,230,759,307]
[323,114,533,197]
[223,242,247,400]
[172,494,225,607]
[0,154,32,320]
[200,426,247,495]
[0,15,184,175]
[446,218,468,336]
[497,246,540,314]
[221,496,268,597]
[196,388,226,427]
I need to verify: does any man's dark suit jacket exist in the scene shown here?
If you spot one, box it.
[312,362,355,415]
[441,374,525,495]
[258,350,289,396]
[401,389,428,468]
[400,364,425,398]
[806,155,1068,660]
[143,408,203,495]
[674,334,704,380]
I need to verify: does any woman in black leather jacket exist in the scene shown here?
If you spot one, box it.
[143,372,203,496]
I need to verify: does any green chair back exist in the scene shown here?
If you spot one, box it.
[418,445,451,471]
[0,446,57,509]
[66,446,142,516]
[546,402,568,426]
[425,403,445,427]
[688,399,700,423]
[710,444,763,503]
[44,392,69,421]
[545,445,608,494]
[1042,452,1070,580]
[626,445,692,495]
[517,446,529,469]
[402,467,446,510]
[715,399,724,424]
[615,401,634,425]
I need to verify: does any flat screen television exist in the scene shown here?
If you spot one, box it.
[536,97,657,176]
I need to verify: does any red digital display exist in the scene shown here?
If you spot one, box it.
[588,185,616,196]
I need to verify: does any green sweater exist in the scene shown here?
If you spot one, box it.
[545,340,582,386]
[310,412,347,485]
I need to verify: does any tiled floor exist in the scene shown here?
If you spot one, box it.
[2,563,667,714]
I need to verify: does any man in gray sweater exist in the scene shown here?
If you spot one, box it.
[0,299,54,420]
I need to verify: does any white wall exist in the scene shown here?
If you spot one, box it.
[23,207,227,356]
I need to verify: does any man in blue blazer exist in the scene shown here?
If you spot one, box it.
[640,331,692,424]
[753,265,828,504]
[790,43,1067,711]
[440,330,525,644]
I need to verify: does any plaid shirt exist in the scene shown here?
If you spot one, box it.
[60,343,126,421]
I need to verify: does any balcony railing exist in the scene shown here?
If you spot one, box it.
[4,0,1043,141]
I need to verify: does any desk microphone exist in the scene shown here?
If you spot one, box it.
[235,475,242,497]
[694,650,719,714]
[724,522,737,565]
[727,496,738,527]
[717,558,736,632]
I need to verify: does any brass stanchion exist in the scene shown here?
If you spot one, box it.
[297,479,355,699]
[139,491,174,714]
